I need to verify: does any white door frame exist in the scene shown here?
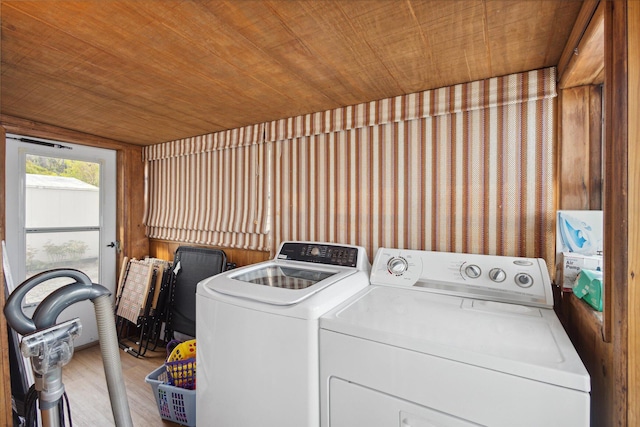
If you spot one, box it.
[4,134,117,347]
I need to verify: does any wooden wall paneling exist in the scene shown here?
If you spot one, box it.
[0,127,14,427]
[148,239,176,262]
[555,1,629,424]
[604,0,628,424]
[558,86,601,210]
[148,239,270,268]
[118,145,148,264]
[556,83,608,426]
[589,85,603,210]
[627,0,640,424]
[562,293,614,427]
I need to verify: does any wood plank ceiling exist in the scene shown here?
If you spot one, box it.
[1,0,583,146]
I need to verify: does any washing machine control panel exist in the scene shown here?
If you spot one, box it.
[277,242,363,268]
[371,248,553,308]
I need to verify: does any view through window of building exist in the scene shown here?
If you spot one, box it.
[23,154,101,305]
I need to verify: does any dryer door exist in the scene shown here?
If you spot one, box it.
[329,378,482,427]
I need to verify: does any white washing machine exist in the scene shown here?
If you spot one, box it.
[196,241,370,427]
[320,248,590,427]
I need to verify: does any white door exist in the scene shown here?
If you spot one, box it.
[4,134,117,347]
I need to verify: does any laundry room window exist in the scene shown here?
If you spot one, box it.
[143,124,270,251]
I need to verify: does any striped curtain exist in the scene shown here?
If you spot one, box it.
[266,68,556,262]
[143,124,270,251]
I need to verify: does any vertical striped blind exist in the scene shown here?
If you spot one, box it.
[266,67,556,262]
[143,124,270,250]
[143,67,556,264]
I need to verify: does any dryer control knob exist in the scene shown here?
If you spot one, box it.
[387,257,408,275]
[464,264,482,278]
[489,268,506,283]
[515,273,533,288]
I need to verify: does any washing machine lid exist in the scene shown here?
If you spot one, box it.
[200,241,370,306]
[232,264,335,289]
[202,260,360,306]
[320,286,590,392]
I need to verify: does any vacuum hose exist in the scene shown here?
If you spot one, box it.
[93,294,133,427]
[4,268,134,427]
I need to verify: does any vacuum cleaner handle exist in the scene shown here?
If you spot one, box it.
[4,268,110,334]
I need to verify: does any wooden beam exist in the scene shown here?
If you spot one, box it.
[604,0,628,425]
[627,0,640,424]
[559,2,605,89]
[557,0,601,80]
[0,114,132,149]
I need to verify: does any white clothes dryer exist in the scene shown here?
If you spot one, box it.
[320,248,590,427]
[196,241,370,427]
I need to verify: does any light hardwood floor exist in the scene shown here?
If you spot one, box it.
[62,343,182,426]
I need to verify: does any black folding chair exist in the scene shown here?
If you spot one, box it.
[164,246,228,340]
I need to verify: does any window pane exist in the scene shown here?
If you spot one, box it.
[25,155,100,228]
[25,230,99,305]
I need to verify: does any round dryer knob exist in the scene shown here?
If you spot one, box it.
[489,268,506,283]
[515,273,533,288]
[387,257,408,275]
[464,264,482,278]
